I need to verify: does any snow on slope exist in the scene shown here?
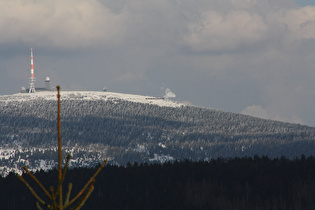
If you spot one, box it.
[0,91,184,108]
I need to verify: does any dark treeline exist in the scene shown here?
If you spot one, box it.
[1,156,315,210]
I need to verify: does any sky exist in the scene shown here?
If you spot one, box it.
[1,0,315,126]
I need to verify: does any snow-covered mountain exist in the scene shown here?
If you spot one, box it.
[0,91,182,107]
[1,91,315,177]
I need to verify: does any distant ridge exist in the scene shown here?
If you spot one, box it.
[1,91,183,108]
[1,91,315,177]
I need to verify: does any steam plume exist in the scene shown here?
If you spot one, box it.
[164,88,176,99]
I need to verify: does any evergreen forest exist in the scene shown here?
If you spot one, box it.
[1,156,315,210]
[2,93,315,176]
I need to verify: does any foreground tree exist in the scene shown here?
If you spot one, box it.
[17,86,107,210]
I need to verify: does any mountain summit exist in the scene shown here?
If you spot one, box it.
[1,91,315,177]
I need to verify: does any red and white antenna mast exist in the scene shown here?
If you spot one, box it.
[29,48,36,93]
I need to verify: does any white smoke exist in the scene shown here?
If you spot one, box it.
[164,88,176,99]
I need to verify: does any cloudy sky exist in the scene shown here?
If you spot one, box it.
[1,0,315,126]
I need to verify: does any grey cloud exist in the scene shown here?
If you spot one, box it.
[1,0,315,126]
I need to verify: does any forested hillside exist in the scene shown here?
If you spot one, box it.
[1,91,315,176]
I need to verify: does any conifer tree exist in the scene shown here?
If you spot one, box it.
[18,86,107,209]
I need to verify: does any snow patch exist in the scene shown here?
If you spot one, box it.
[149,154,175,163]
[0,91,185,108]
